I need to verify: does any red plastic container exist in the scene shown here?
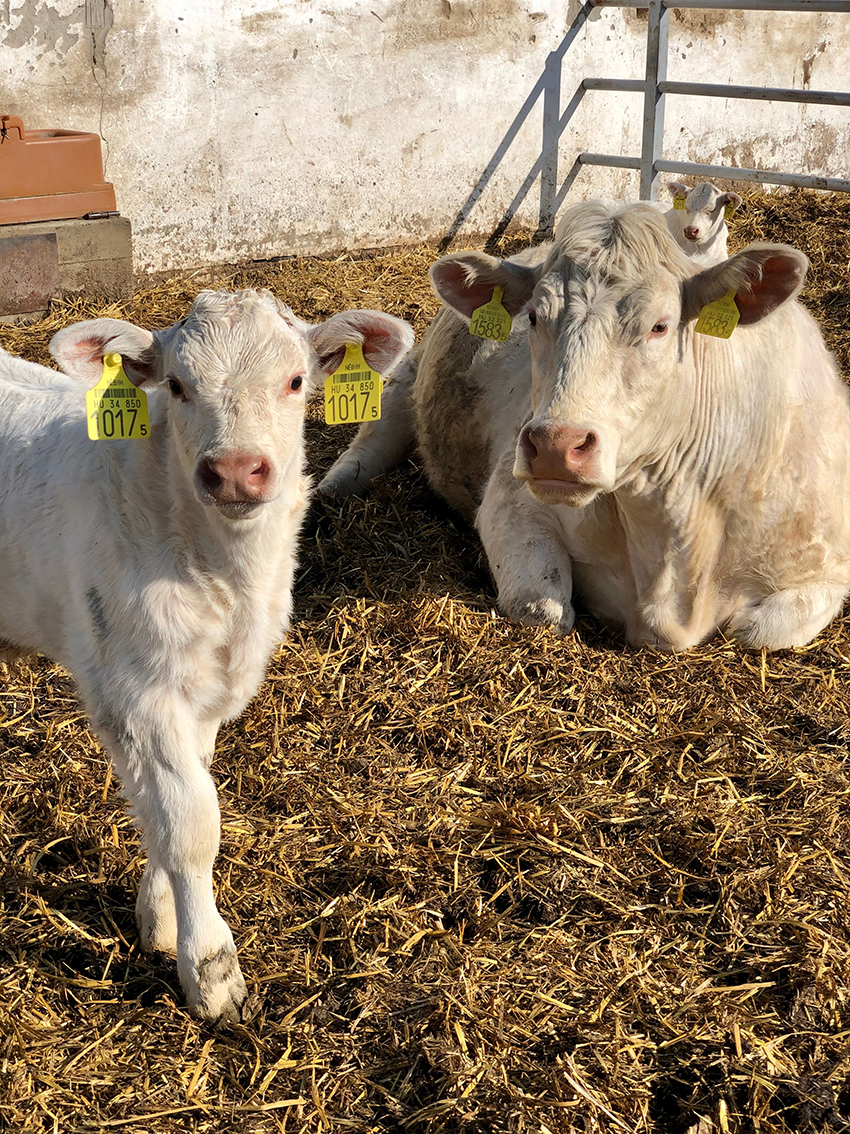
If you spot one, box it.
[0,114,117,224]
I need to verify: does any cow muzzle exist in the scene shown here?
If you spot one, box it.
[683,225,701,242]
[195,452,275,516]
[515,422,605,504]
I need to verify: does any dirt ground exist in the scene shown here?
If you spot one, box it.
[1,190,849,1133]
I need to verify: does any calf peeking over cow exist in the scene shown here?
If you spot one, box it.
[0,291,413,1020]
[323,200,850,652]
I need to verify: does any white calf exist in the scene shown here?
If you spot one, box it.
[664,180,742,266]
[0,290,412,1020]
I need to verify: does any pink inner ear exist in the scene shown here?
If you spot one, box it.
[67,338,105,367]
[735,254,804,325]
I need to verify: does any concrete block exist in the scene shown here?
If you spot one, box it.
[0,232,59,316]
[0,216,132,318]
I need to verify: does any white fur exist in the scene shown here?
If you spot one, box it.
[662,180,742,267]
[322,202,850,652]
[0,290,412,1020]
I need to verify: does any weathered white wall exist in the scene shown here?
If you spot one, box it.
[1,0,846,274]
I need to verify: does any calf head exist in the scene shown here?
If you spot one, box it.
[51,290,413,519]
[667,181,742,246]
[431,201,807,507]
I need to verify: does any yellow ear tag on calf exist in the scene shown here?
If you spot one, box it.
[86,352,150,440]
[695,289,740,339]
[673,195,687,210]
[324,342,382,425]
[469,286,512,342]
[724,201,736,221]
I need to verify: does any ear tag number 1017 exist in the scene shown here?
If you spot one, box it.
[86,352,150,440]
[673,195,687,211]
[469,286,512,342]
[324,342,382,425]
[695,289,740,339]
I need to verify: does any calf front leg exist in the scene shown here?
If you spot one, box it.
[726,582,847,649]
[96,700,247,1022]
[477,454,576,635]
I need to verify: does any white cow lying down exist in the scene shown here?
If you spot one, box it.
[0,291,412,1020]
[322,201,850,652]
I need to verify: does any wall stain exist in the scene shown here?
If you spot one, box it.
[1,0,112,71]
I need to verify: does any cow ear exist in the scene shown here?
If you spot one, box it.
[308,310,414,376]
[721,191,743,211]
[681,243,808,327]
[50,318,160,387]
[667,181,689,200]
[429,252,537,319]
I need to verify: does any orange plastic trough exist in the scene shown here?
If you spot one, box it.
[0,114,117,225]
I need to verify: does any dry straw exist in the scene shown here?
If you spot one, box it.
[0,190,849,1133]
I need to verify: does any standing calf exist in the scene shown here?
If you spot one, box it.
[323,201,850,651]
[0,290,412,1020]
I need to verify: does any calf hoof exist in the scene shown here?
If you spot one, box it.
[502,595,576,637]
[317,465,370,498]
[182,944,248,1023]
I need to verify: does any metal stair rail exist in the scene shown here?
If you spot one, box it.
[579,0,850,199]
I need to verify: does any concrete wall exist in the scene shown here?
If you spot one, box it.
[2,1,847,274]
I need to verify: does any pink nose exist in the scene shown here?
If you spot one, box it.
[683,225,700,241]
[520,424,598,480]
[196,453,272,504]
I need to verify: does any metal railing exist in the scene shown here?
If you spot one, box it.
[579,0,850,198]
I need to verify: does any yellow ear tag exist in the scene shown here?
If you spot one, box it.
[324,342,382,425]
[673,195,687,211]
[724,201,736,221]
[86,352,150,440]
[469,286,512,342]
[695,289,740,339]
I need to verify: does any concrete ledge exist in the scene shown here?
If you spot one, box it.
[0,216,132,320]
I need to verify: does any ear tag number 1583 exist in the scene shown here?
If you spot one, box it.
[324,342,382,425]
[695,289,740,339]
[86,352,150,440]
[469,286,512,342]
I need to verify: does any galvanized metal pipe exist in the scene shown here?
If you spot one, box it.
[584,76,850,105]
[578,151,850,192]
[640,0,669,199]
[593,0,850,11]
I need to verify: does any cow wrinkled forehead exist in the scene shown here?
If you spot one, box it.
[686,182,722,213]
[533,201,691,326]
[168,289,305,383]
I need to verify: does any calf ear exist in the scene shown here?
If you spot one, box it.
[667,181,689,200]
[721,191,743,211]
[681,243,808,326]
[50,318,159,387]
[429,252,537,319]
[308,310,414,376]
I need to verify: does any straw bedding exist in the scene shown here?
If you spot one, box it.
[0,190,849,1133]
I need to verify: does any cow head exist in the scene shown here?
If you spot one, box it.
[667,181,742,246]
[51,290,413,520]
[430,201,807,507]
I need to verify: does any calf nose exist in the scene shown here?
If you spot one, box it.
[520,424,598,480]
[683,225,700,241]
[196,453,272,503]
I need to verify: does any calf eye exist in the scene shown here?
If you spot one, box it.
[527,310,537,327]
[649,322,669,338]
[167,378,186,399]
[287,375,304,394]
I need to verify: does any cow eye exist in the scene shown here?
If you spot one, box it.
[649,322,669,338]
[527,310,537,327]
[287,375,304,394]
[167,378,186,399]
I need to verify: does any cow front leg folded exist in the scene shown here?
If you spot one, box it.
[726,582,848,650]
[98,702,247,1022]
[477,454,576,635]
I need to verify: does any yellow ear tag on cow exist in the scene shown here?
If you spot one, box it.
[86,352,150,440]
[724,201,736,221]
[673,194,687,211]
[324,342,382,425]
[469,286,512,342]
[695,289,740,339]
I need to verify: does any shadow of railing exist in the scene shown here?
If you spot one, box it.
[438,2,594,253]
